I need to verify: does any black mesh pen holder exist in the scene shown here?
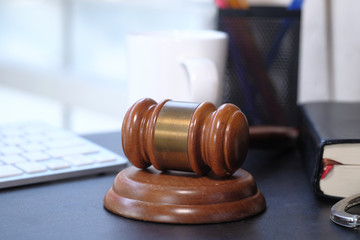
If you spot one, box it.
[218,7,301,127]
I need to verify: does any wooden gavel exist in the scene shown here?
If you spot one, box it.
[121,98,249,177]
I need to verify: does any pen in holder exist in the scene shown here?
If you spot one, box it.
[218,7,301,128]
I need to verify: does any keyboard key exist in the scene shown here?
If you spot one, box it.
[22,125,50,134]
[44,138,85,149]
[22,152,50,161]
[0,128,23,137]
[2,136,27,145]
[16,162,47,174]
[0,155,27,164]
[0,146,23,155]
[44,159,71,170]
[20,143,46,152]
[0,165,23,178]
[63,154,94,166]
[93,153,117,163]
[47,131,74,140]
[46,146,99,158]
[23,134,47,143]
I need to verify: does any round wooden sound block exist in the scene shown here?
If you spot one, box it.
[104,166,266,224]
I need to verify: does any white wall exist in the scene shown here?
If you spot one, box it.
[299,0,360,102]
[298,0,330,102]
[332,0,360,101]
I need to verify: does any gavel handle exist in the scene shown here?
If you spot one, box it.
[249,126,298,149]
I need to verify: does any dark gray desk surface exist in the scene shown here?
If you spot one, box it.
[1,132,359,240]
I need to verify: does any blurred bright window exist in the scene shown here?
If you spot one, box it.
[0,0,216,79]
[0,0,217,133]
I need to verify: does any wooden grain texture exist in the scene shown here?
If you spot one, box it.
[104,167,266,224]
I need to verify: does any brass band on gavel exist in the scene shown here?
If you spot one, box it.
[153,101,199,172]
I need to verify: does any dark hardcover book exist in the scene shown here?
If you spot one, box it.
[298,102,360,199]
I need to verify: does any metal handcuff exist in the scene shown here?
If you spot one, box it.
[330,193,360,228]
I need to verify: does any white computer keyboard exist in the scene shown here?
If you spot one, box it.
[0,122,127,189]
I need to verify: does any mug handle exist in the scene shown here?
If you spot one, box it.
[181,59,220,105]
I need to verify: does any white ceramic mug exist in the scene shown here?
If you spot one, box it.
[126,30,228,105]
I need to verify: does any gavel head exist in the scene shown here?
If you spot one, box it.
[121,98,249,177]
